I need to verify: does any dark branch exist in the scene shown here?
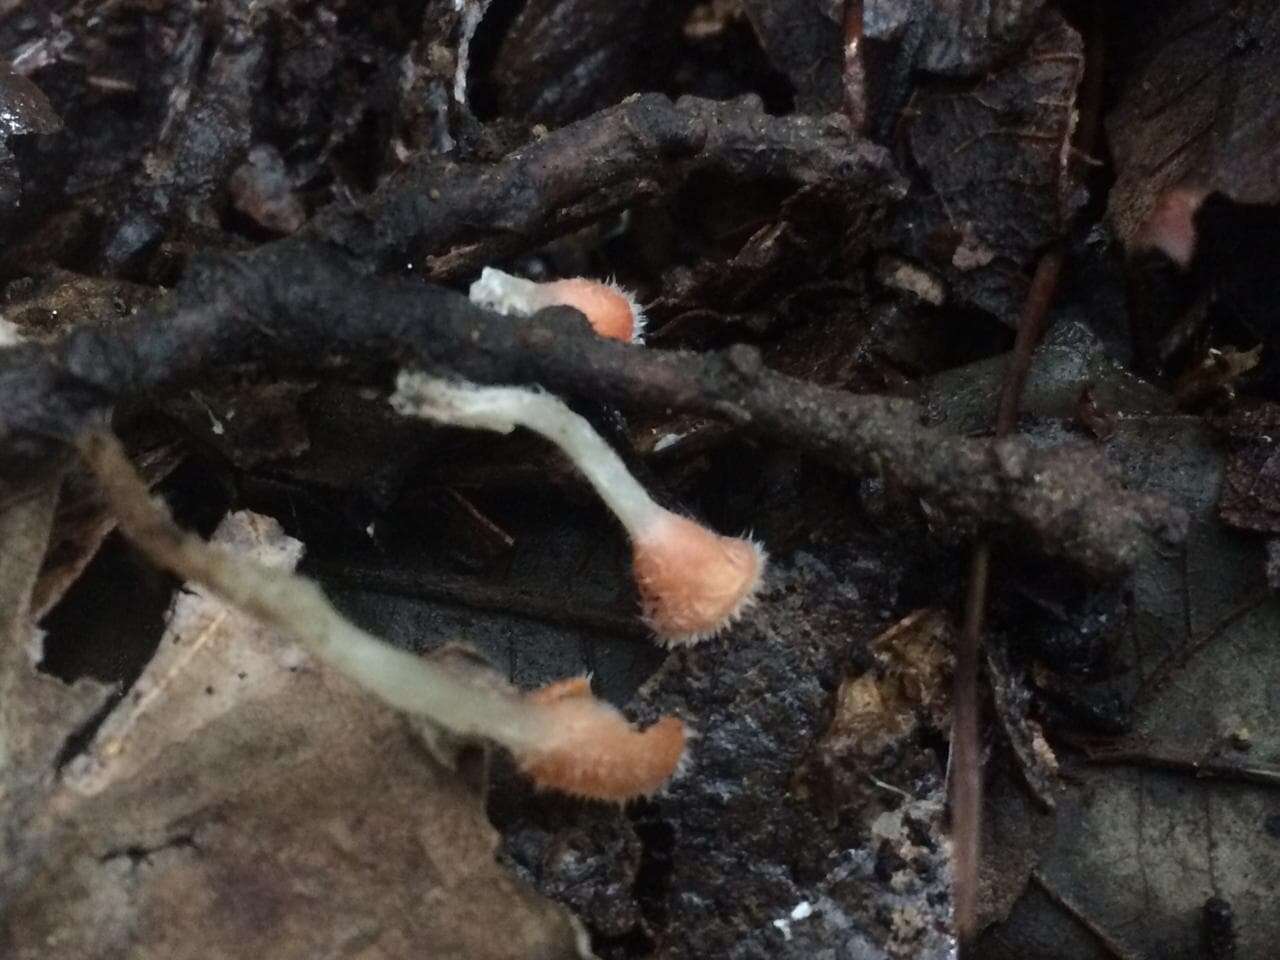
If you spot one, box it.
[0,237,1182,576]
[0,94,1182,575]
[308,93,904,279]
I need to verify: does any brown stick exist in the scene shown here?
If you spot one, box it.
[996,250,1069,437]
[954,250,1066,945]
[843,0,868,131]
[950,538,990,941]
[953,5,1109,941]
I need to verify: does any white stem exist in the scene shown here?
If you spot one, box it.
[237,566,546,751]
[469,266,542,316]
[81,431,552,756]
[392,375,662,536]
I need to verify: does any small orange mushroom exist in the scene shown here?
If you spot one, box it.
[517,676,689,802]
[632,512,764,644]
[469,267,645,342]
[79,428,690,805]
[391,375,767,646]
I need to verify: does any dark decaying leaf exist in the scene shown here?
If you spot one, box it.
[923,299,1280,959]
[485,0,681,124]
[863,0,1051,77]
[994,411,1280,960]
[743,0,1054,124]
[894,10,1084,326]
[740,0,845,113]
[1107,0,1280,247]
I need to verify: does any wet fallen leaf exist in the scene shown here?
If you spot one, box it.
[895,10,1084,325]
[0,62,61,137]
[1107,0,1280,245]
[925,305,1280,958]
[864,0,1051,77]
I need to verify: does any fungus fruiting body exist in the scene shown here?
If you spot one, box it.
[517,676,689,802]
[78,429,690,804]
[1135,185,1209,269]
[630,510,763,643]
[469,266,645,342]
[391,374,766,646]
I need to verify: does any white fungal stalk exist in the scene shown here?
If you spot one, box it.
[79,429,687,802]
[469,266,646,343]
[391,373,766,646]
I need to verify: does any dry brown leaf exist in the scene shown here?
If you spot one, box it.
[2,510,590,960]
[31,444,184,620]
[822,608,954,763]
[60,511,307,795]
[0,480,114,894]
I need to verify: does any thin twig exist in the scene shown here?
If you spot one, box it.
[951,538,989,940]
[1031,869,1144,960]
[843,0,868,131]
[995,250,1068,437]
[953,7,1109,939]
[1079,744,1280,789]
[446,488,516,551]
[311,93,901,278]
[954,249,1065,946]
